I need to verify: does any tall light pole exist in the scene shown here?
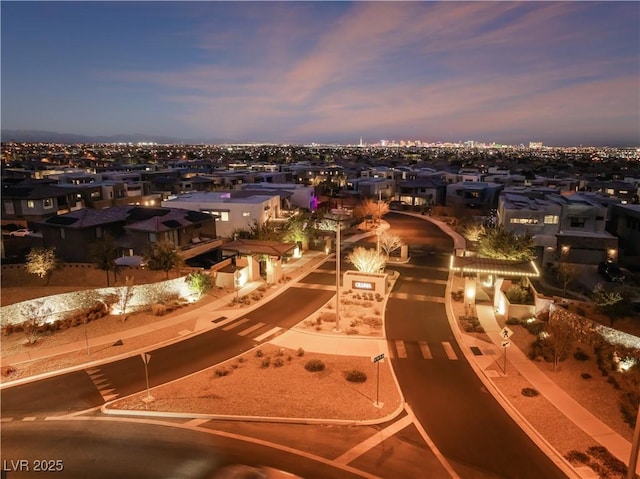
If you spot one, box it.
[329,209,351,333]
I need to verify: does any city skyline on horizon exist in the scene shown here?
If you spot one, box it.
[2,1,639,148]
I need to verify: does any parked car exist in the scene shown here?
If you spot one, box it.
[597,261,625,282]
[8,229,34,237]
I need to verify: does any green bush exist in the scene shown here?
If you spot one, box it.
[345,370,367,383]
[505,285,534,305]
[304,359,325,372]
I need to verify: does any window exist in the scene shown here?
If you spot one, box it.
[149,233,156,242]
[4,201,14,215]
[27,200,35,209]
[543,215,559,224]
[510,218,538,224]
[243,212,251,217]
[43,198,54,209]
[570,217,586,228]
[90,191,101,199]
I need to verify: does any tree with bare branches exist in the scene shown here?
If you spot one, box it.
[379,231,402,257]
[347,247,387,274]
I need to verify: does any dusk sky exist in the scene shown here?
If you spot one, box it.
[2,1,639,147]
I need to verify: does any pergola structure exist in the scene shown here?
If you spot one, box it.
[449,255,541,314]
[223,239,298,285]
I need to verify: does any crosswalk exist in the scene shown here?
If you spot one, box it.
[86,367,118,402]
[214,317,283,343]
[387,339,459,361]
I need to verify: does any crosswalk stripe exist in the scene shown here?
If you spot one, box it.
[395,340,407,358]
[442,342,458,360]
[254,326,282,342]
[419,341,432,359]
[238,322,265,337]
[222,317,250,331]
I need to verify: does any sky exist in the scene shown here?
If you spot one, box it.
[1,1,639,147]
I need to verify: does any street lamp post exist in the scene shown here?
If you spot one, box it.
[335,221,341,332]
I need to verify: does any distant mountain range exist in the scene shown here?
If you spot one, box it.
[0,129,230,145]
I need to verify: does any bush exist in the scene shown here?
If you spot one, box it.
[581,373,592,380]
[505,285,534,304]
[573,349,590,361]
[255,349,264,358]
[273,358,284,368]
[151,304,167,316]
[521,387,539,397]
[304,359,325,372]
[261,357,271,368]
[344,369,367,383]
[296,348,305,357]
[214,368,229,377]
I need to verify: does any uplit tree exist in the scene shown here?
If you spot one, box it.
[186,271,214,300]
[144,240,182,279]
[477,226,535,261]
[539,318,575,372]
[354,198,389,227]
[115,276,136,321]
[283,213,313,250]
[347,247,387,274]
[26,247,59,285]
[91,233,120,286]
[379,231,402,257]
[19,300,52,345]
[592,284,626,327]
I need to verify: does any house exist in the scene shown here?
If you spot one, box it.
[239,183,318,211]
[37,205,222,264]
[608,203,640,265]
[446,182,504,211]
[498,189,619,265]
[396,177,447,209]
[161,190,282,239]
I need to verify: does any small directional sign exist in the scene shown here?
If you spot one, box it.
[372,353,385,363]
[501,340,511,348]
[500,327,514,339]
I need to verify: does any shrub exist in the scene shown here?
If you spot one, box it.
[1,365,17,378]
[237,357,246,363]
[296,348,305,357]
[581,373,592,380]
[273,358,284,368]
[304,359,325,372]
[573,349,590,361]
[255,349,264,358]
[521,387,539,397]
[345,369,367,383]
[318,312,336,323]
[565,450,589,464]
[346,328,358,335]
[261,357,271,368]
[505,285,534,304]
[151,304,167,316]
[214,368,229,377]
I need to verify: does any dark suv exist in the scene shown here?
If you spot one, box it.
[598,261,625,282]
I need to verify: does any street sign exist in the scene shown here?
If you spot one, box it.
[372,353,385,363]
[500,327,514,339]
[501,340,511,348]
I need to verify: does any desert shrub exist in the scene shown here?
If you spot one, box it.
[261,357,271,368]
[315,325,322,331]
[344,369,367,383]
[297,348,305,357]
[459,316,484,333]
[581,373,592,380]
[565,450,589,464]
[230,363,239,370]
[346,328,358,335]
[451,290,464,302]
[573,349,590,361]
[151,304,167,316]
[521,387,539,397]
[361,301,373,308]
[587,446,628,476]
[505,285,534,304]
[273,358,284,368]
[1,365,17,378]
[304,359,325,372]
[237,357,246,363]
[214,368,229,377]
[363,316,382,329]
[255,349,264,358]
[318,312,336,323]
[607,375,621,390]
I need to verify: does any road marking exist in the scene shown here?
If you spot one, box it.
[419,341,432,359]
[254,326,282,342]
[441,342,458,360]
[23,417,36,421]
[1,417,13,422]
[222,317,250,331]
[86,368,119,402]
[335,415,414,465]
[238,322,265,337]
[395,340,407,358]
[388,292,445,303]
[291,283,335,290]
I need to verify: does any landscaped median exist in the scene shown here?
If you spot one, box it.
[104,344,403,422]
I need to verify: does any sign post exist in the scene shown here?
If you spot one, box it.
[500,327,514,374]
[141,353,153,403]
[372,353,385,408]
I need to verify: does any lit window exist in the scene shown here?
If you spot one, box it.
[27,200,35,208]
[543,215,559,224]
[243,212,251,217]
[43,198,54,209]
[510,218,538,224]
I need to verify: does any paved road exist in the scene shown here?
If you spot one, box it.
[382,213,568,479]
